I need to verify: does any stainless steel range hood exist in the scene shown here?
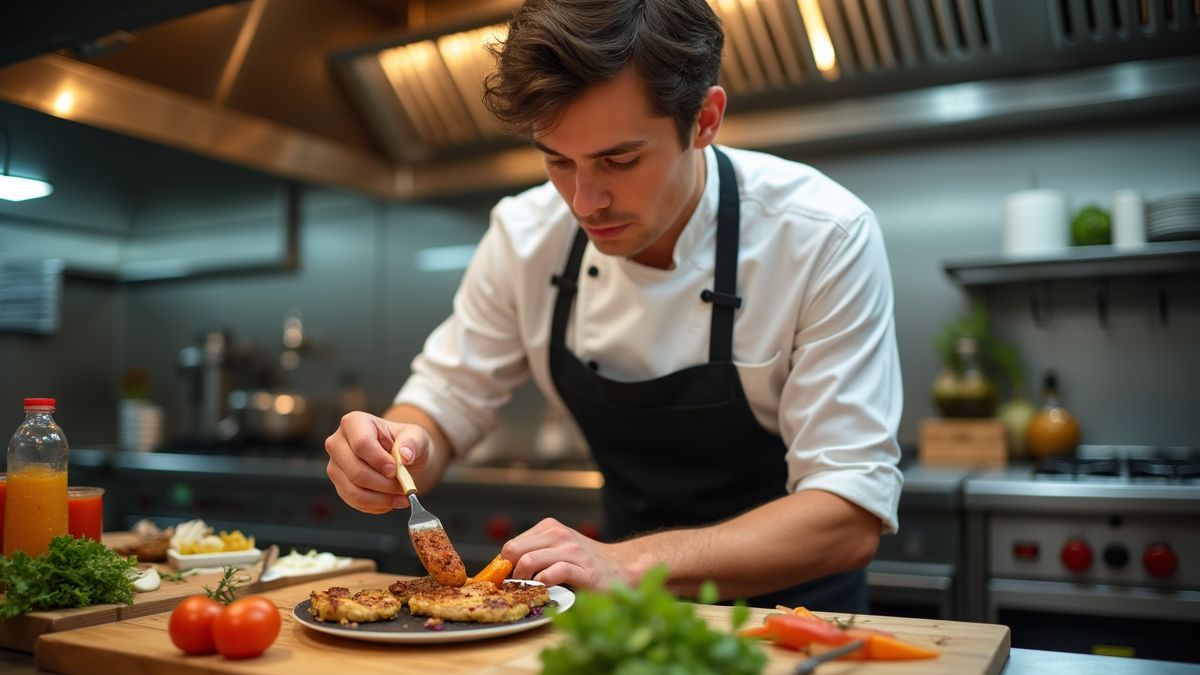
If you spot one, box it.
[0,0,1198,200]
[331,0,1200,167]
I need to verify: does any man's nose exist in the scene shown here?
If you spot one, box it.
[572,171,611,217]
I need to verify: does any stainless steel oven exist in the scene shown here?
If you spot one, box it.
[965,446,1200,663]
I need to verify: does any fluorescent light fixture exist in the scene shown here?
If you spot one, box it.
[0,128,54,201]
[797,0,839,80]
[0,174,54,201]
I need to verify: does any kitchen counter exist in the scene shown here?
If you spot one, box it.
[4,644,1198,674]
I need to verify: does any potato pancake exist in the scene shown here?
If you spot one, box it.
[405,579,551,623]
[309,586,403,625]
[387,575,443,603]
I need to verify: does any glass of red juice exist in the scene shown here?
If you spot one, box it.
[0,472,6,552]
[67,486,105,541]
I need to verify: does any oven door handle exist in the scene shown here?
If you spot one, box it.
[988,578,1200,622]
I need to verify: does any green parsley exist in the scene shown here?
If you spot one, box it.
[0,536,138,618]
[539,565,766,675]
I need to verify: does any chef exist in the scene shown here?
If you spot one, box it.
[325,0,902,612]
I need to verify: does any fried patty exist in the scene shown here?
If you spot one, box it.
[387,575,444,603]
[411,528,467,587]
[309,586,403,625]
[406,580,550,623]
[498,580,551,608]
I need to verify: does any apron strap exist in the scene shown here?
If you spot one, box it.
[550,228,590,349]
[703,147,741,363]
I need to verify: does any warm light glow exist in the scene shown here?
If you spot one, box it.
[0,175,54,201]
[273,395,295,415]
[409,40,435,68]
[52,89,75,116]
[797,0,838,78]
[437,32,469,64]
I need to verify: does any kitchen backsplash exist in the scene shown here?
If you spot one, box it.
[1,109,1198,452]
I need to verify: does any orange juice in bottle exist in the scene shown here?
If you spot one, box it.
[5,397,69,557]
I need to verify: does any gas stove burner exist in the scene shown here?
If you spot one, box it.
[1035,456,1120,480]
[1129,457,1200,481]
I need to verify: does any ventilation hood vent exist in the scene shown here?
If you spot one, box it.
[333,0,1200,168]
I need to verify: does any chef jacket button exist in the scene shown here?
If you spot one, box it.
[587,360,599,371]
[587,265,599,277]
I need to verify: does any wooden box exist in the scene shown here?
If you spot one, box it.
[919,418,1008,469]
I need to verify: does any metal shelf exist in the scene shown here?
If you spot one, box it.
[943,240,1200,286]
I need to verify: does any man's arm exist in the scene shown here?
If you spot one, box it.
[505,489,880,599]
[618,490,880,598]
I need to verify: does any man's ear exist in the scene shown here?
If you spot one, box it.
[692,85,727,150]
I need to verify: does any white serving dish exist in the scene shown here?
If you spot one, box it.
[167,547,263,571]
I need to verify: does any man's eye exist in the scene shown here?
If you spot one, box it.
[605,157,640,170]
[547,158,571,169]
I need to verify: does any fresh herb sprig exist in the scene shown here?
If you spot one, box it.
[202,565,251,605]
[539,565,766,675]
[160,568,199,583]
[0,536,138,618]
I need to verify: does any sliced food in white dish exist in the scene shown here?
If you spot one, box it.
[167,547,263,571]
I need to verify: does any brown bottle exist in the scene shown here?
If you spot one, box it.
[1026,371,1080,458]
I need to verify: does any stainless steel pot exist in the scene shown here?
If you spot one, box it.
[228,389,313,442]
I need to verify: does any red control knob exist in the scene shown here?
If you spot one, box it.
[311,497,332,521]
[486,515,512,543]
[1142,544,1177,578]
[1060,539,1093,572]
[577,520,601,540]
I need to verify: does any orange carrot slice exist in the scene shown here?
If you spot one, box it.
[468,555,513,586]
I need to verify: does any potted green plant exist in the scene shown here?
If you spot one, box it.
[931,305,998,418]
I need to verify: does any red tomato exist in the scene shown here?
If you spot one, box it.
[212,595,281,659]
[168,595,223,655]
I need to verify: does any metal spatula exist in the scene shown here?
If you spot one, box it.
[790,639,865,674]
[391,440,467,586]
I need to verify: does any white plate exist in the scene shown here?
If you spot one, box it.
[168,547,263,570]
[292,582,575,644]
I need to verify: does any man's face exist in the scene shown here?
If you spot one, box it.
[532,68,703,268]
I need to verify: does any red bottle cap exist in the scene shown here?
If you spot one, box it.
[23,397,56,409]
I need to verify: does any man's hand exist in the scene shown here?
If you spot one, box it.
[324,411,434,513]
[501,518,642,590]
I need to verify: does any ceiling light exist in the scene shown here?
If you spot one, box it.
[0,128,53,202]
[797,0,839,80]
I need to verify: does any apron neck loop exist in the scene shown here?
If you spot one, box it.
[702,147,741,363]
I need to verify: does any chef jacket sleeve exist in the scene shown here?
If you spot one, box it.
[394,219,530,458]
[781,211,904,534]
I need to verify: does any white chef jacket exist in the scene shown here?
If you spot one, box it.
[397,145,903,533]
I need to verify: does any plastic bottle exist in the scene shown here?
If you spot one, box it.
[1025,372,1081,458]
[5,397,69,557]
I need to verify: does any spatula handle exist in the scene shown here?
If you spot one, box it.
[390,440,418,495]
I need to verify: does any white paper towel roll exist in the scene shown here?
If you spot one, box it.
[1003,189,1069,256]
[1111,189,1146,250]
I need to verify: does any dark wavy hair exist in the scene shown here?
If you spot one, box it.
[482,0,724,148]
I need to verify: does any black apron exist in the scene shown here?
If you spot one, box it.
[547,147,868,612]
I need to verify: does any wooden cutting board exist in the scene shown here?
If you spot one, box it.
[0,533,376,653]
[35,571,1009,675]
